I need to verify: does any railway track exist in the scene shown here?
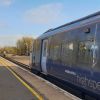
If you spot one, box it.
[2,56,97,100]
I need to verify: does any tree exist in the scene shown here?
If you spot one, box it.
[0,46,17,56]
[0,37,33,56]
[16,37,33,56]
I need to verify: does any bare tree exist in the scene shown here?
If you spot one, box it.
[16,37,33,56]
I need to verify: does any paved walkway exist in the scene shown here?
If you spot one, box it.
[0,58,41,100]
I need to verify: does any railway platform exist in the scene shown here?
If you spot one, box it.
[0,59,41,100]
[0,57,81,100]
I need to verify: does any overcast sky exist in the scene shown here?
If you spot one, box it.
[0,0,100,47]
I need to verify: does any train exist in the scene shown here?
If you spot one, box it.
[30,11,100,99]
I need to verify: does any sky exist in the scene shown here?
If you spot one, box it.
[0,0,100,47]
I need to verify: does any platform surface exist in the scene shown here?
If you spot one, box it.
[0,59,41,100]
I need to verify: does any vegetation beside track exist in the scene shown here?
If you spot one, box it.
[0,37,33,56]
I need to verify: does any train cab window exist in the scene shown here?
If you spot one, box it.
[78,40,94,67]
[61,42,74,66]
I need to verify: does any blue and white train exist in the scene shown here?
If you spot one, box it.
[30,11,100,99]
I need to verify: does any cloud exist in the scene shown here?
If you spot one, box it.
[24,3,64,24]
[0,0,14,6]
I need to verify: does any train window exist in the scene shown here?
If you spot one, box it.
[48,34,61,62]
[61,42,74,66]
[53,45,61,62]
[78,40,94,67]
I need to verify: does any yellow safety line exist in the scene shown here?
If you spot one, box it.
[1,58,13,67]
[0,58,43,100]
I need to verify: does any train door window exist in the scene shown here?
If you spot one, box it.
[43,41,47,57]
[78,40,94,67]
[61,42,74,66]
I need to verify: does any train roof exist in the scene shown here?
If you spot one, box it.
[39,11,100,39]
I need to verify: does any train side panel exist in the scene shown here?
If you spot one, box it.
[46,23,100,96]
[31,12,100,98]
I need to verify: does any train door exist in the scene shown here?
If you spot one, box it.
[41,39,48,74]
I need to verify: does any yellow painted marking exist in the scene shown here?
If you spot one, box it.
[0,58,43,100]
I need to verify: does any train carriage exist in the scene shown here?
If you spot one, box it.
[31,11,100,99]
